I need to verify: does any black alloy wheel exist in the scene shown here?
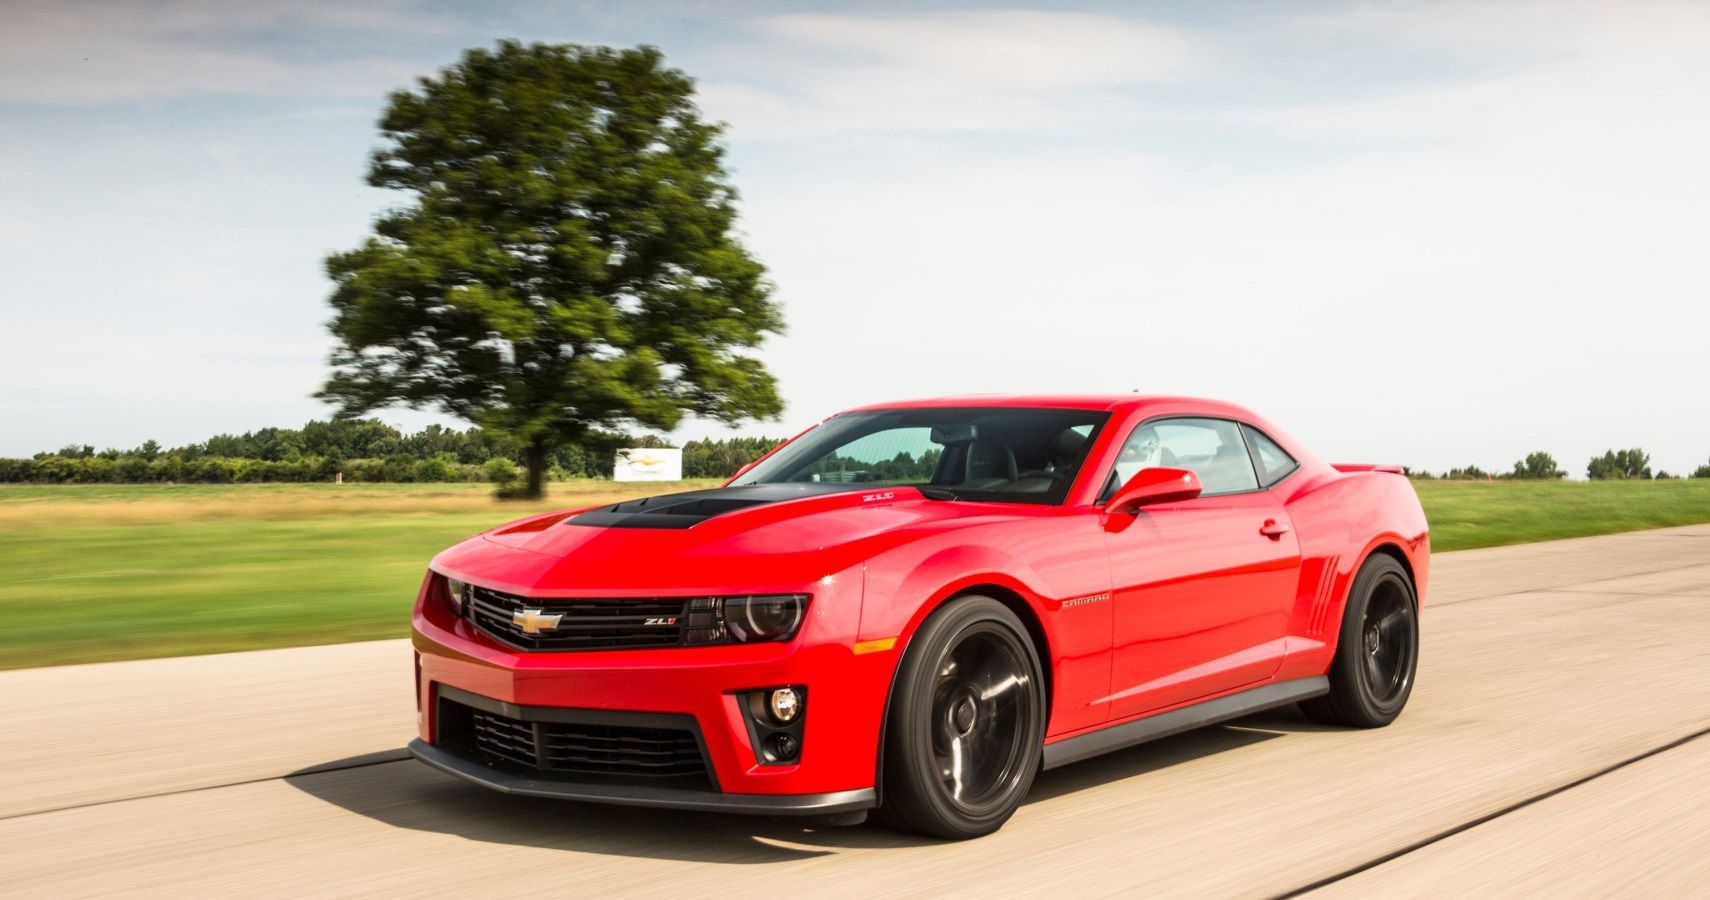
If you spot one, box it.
[1359,573,1414,704]
[1302,553,1419,727]
[878,596,1045,839]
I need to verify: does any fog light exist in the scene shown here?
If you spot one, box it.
[768,687,801,723]
[767,732,800,761]
[740,686,806,766]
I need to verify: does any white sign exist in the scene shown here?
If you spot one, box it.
[613,447,683,482]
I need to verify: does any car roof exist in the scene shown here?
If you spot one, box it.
[842,394,1258,419]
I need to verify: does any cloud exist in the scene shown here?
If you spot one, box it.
[1245,1,1710,148]
[698,10,1198,138]
[0,0,448,105]
[713,1,1710,472]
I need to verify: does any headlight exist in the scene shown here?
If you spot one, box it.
[444,577,467,615]
[723,594,806,643]
[680,594,809,645]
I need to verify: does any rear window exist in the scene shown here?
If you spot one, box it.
[1242,425,1298,487]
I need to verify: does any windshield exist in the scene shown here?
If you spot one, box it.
[737,407,1109,505]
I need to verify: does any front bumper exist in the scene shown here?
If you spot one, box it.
[409,740,876,815]
[411,573,896,809]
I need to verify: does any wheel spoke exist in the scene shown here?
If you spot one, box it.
[947,735,966,800]
[1363,652,1385,690]
[1378,608,1406,632]
[979,673,1022,701]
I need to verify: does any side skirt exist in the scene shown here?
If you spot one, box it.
[1041,676,1329,770]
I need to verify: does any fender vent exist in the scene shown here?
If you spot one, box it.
[1307,555,1341,636]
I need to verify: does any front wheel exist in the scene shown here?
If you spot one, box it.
[1301,554,1419,727]
[877,596,1045,839]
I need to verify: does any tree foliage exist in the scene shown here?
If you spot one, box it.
[1587,448,1651,480]
[321,41,783,497]
[1510,451,1565,480]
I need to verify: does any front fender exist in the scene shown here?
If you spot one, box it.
[855,515,1115,736]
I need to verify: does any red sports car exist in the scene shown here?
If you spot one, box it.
[411,395,1428,838]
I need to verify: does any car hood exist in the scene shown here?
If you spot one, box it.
[434,483,1016,594]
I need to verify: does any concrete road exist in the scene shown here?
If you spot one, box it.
[2,525,1706,898]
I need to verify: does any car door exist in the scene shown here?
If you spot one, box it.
[1101,417,1301,718]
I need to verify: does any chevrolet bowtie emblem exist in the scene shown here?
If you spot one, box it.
[512,608,564,635]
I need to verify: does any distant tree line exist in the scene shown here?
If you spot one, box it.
[0,419,786,485]
[8,426,1707,486]
[1409,448,1710,481]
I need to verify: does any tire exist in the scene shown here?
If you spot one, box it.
[1301,554,1419,728]
[876,596,1046,839]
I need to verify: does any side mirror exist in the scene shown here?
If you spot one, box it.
[731,460,758,479]
[1105,467,1202,513]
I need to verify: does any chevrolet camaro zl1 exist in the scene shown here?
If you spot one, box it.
[409,395,1428,838]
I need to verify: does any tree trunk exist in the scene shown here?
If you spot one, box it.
[524,441,548,499]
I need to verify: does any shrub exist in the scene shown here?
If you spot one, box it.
[484,457,520,488]
[342,458,387,482]
[114,456,149,482]
[413,457,457,483]
[153,457,185,483]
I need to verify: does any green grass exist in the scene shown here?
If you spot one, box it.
[0,481,720,670]
[3,478,1708,669]
[1412,479,1710,551]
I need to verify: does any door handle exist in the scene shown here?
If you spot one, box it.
[1259,519,1290,539]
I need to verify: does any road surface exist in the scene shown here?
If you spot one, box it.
[2,525,1707,897]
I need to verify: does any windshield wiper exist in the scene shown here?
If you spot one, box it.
[917,487,958,500]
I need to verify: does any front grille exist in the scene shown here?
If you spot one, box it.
[466,585,707,651]
[437,690,713,789]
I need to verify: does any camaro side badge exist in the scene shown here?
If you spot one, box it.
[1061,592,1111,608]
[512,608,565,634]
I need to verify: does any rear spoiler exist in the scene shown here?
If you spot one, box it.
[1332,463,1405,475]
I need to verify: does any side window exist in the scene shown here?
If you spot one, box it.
[1111,417,1259,496]
[1241,424,1298,487]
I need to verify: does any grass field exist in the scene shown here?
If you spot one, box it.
[4,478,1709,670]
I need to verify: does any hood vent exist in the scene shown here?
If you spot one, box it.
[566,483,862,529]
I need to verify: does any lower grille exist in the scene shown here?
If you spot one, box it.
[437,687,714,789]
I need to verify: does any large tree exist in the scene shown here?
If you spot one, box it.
[321,41,783,497]
[1586,448,1651,480]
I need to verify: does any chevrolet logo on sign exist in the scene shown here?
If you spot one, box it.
[512,608,564,635]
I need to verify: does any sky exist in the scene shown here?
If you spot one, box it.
[1,0,1707,475]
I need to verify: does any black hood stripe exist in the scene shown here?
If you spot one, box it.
[566,483,864,529]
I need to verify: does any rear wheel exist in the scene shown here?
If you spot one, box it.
[1301,554,1418,727]
[877,596,1045,839]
